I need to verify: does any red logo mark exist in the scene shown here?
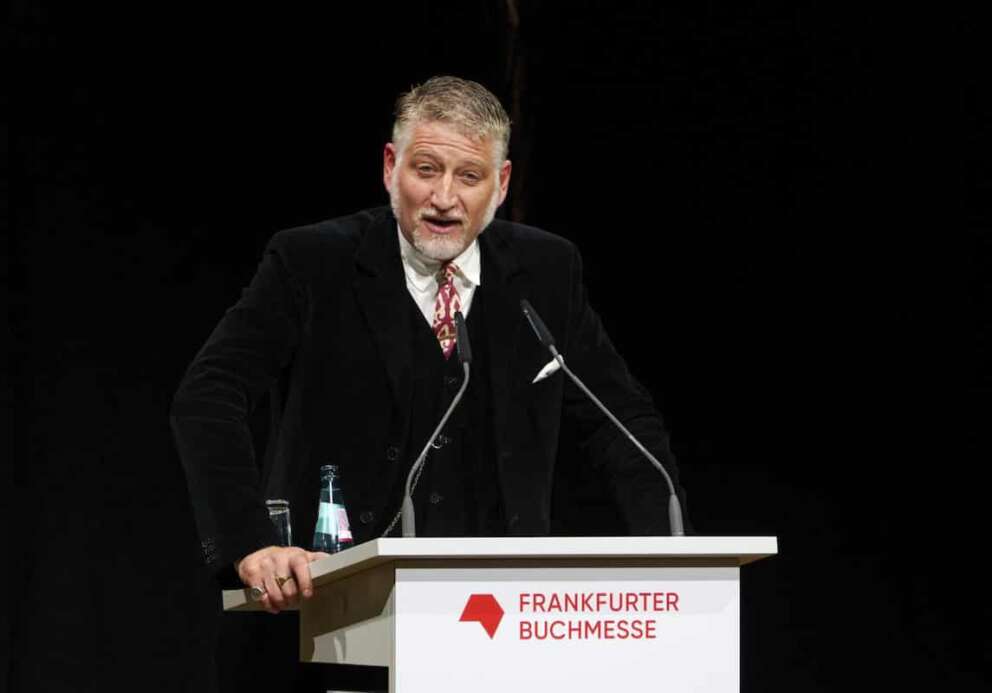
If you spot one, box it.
[459,594,504,638]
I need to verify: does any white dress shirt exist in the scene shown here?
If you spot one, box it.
[397,225,482,325]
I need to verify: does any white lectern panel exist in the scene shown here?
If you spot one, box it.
[393,566,740,693]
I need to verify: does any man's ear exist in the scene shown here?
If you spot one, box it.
[383,143,397,192]
[497,159,512,206]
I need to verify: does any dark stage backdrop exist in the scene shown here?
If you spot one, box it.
[8,2,985,692]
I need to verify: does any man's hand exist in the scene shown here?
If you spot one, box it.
[234,546,332,614]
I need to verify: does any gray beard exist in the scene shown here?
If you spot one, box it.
[389,185,501,262]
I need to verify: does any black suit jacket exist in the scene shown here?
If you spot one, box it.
[171,207,686,573]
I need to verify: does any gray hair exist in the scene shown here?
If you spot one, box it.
[392,76,511,164]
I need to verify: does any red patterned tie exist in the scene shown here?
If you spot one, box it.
[433,262,462,359]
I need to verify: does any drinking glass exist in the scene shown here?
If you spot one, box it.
[265,499,293,546]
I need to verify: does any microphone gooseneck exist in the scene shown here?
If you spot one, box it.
[518,300,686,536]
[396,311,472,538]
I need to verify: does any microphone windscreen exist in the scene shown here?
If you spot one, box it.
[520,299,557,348]
[454,311,473,364]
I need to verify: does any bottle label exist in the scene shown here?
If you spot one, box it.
[316,501,337,535]
[336,504,353,542]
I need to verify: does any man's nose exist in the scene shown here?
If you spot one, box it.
[430,174,457,210]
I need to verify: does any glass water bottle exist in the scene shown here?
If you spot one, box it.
[311,464,354,553]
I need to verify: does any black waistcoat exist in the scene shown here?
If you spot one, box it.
[403,287,504,536]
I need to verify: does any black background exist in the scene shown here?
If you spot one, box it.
[7,2,986,691]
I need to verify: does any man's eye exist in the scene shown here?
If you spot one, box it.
[461,172,481,183]
[416,165,436,175]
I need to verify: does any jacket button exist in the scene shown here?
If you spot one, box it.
[386,446,400,461]
[359,511,375,524]
[429,492,443,504]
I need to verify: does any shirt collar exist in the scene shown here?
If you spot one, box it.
[397,224,482,290]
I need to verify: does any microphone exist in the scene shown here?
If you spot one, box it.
[521,299,557,351]
[454,311,472,364]
[518,300,686,536]
[397,311,472,538]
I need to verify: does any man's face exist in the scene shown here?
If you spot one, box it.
[383,120,511,261]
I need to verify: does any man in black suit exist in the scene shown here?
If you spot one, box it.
[171,76,688,615]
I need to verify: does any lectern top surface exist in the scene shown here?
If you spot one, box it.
[222,536,777,612]
[317,536,776,571]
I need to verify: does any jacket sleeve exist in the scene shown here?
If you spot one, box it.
[170,232,304,573]
[560,243,691,535]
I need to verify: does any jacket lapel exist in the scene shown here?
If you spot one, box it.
[479,224,530,445]
[353,213,414,413]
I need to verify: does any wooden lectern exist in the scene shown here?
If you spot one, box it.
[223,537,777,692]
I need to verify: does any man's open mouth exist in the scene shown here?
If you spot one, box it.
[422,216,463,232]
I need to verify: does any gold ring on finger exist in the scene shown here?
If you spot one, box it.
[275,575,292,588]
